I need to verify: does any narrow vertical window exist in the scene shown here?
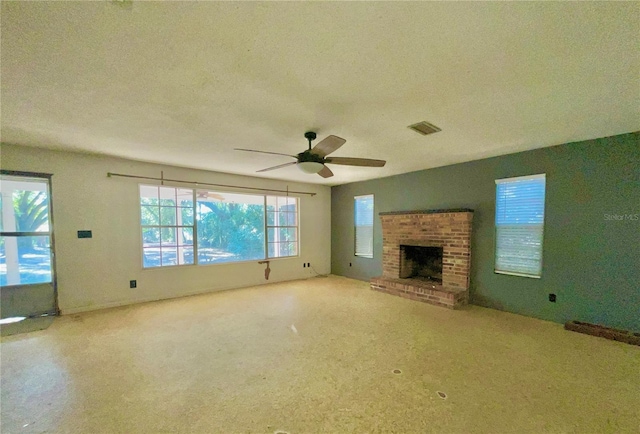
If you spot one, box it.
[354,194,374,258]
[495,174,546,277]
[266,196,298,259]
[140,185,195,268]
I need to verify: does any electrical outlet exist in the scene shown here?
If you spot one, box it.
[303,263,306,268]
[548,293,556,303]
[130,280,137,289]
[307,262,310,267]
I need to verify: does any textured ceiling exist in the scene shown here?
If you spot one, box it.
[1,1,638,185]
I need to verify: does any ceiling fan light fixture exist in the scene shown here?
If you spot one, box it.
[297,161,324,174]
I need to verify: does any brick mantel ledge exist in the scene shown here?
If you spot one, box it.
[378,208,474,216]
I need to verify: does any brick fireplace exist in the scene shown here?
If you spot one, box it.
[370,209,473,309]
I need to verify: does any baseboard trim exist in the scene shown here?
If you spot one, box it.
[60,276,313,315]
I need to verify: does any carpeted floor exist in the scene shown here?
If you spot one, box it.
[1,276,638,433]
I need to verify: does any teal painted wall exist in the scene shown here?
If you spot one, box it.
[331,132,640,331]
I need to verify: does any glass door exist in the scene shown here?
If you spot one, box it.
[0,172,57,318]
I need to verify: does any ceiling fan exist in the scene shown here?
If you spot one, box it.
[197,191,225,201]
[235,132,386,178]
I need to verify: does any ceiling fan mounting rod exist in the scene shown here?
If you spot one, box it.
[304,131,317,150]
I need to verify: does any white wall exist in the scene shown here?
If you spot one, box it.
[0,144,331,314]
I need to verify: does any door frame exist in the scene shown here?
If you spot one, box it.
[1,169,59,317]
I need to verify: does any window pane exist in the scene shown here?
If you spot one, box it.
[143,247,161,268]
[159,187,176,206]
[496,226,543,276]
[355,195,374,226]
[279,227,296,242]
[180,227,193,245]
[141,206,159,226]
[266,241,297,259]
[177,189,193,208]
[268,243,275,258]
[197,192,265,263]
[161,247,177,266]
[278,211,289,225]
[178,246,194,265]
[0,177,50,233]
[355,225,373,257]
[0,235,51,286]
[161,227,176,245]
[496,178,545,225]
[160,206,176,226]
[139,185,159,205]
[180,207,194,225]
[279,243,290,257]
[267,211,275,225]
[142,227,160,245]
[287,241,298,256]
[266,227,297,245]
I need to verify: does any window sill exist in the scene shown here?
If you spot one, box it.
[142,254,300,270]
[494,270,541,279]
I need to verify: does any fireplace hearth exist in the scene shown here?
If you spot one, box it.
[370,209,473,309]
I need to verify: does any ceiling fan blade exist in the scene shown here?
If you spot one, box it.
[235,148,297,159]
[256,161,298,173]
[325,157,386,167]
[310,135,346,157]
[197,192,226,201]
[317,165,334,178]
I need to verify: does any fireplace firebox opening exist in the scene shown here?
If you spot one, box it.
[399,245,443,283]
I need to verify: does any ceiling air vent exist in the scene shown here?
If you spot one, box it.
[408,121,441,136]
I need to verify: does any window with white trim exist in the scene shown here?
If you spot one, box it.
[266,196,298,258]
[139,185,298,268]
[354,194,374,258]
[140,185,195,267]
[495,174,546,278]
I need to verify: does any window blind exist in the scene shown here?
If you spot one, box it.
[495,174,546,277]
[354,194,374,258]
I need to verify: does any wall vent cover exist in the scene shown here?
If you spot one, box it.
[408,121,441,136]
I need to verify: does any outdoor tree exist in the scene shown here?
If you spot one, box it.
[11,190,49,251]
[197,200,265,262]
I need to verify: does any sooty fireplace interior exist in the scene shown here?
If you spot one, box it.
[399,245,443,283]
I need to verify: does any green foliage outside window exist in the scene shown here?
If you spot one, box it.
[197,201,265,263]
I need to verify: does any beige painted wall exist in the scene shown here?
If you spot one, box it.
[1,144,331,314]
